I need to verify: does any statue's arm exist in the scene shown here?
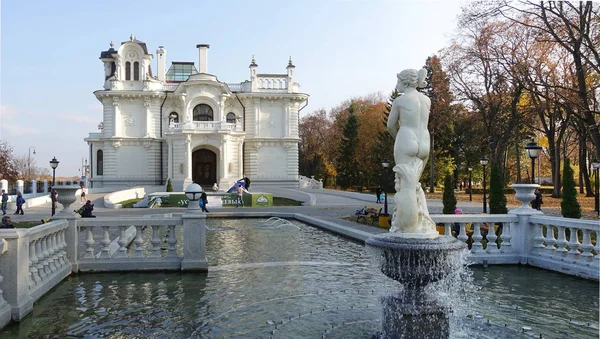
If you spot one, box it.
[387,101,400,139]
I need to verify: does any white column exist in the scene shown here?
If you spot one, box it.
[144,98,152,137]
[181,212,208,271]
[285,102,290,137]
[221,137,227,180]
[238,141,244,178]
[0,180,7,193]
[167,139,173,180]
[16,180,24,195]
[113,97,120,137]
[185,135,192,180]
[31,180,37,194]
[43,181,49,194]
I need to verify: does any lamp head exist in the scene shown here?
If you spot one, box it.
[524,139,542,159]
[49,157,59,169]
[591,158,600,170]
[479,156,488,166]
[184,183,203,201]
[381,158,390,168]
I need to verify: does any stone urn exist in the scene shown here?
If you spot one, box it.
[53,186,79,216]
[509,184,542,215]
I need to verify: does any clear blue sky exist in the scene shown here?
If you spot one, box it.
[0,0,464,177]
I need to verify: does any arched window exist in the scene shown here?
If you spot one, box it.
[134,61,140,80]
[226,112,236,123]
[125,62,131,80]
[169,112,179,124]
[193,104,213,121]
[96,150,104,176]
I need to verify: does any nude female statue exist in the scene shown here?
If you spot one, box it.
[387,68,438,238]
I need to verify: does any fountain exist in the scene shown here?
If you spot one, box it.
[365,68,467,338]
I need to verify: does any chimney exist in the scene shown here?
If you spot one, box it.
[196,44,210,73]
[156,46,166,81]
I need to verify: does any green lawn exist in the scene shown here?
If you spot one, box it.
[13,221,44,229]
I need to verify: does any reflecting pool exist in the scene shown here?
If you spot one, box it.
[1,219,598,338]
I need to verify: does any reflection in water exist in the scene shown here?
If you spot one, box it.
[1,219,598,338]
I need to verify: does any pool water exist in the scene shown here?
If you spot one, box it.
[1,219,598,338]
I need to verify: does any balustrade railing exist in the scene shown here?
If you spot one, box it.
[0,237,10,327]
[77,217,184,271]
[168,121,240,132]
[432,214,520,264]
[27,220,70,300]
[527,215,598,279]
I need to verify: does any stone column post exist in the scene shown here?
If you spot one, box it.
[508,184,542,264]
[16,180,24,195]
[52,186,80,273]
[0,180,7,194]
[181,210,208,271]
[0,230,33,321]
[43,181,49,194]
[31,180,37,195]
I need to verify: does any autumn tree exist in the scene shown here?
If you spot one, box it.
[0,140,18,181]
[336,103,360,189]
[299,109,336,184]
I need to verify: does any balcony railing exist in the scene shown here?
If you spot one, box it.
[168,121,242,132]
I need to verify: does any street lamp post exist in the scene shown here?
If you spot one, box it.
[468,166,473,202]
[28,146,36,182]
[524,139,542,184]
[381,158,390,215]
[480,156,488,213]
[49,157,59,186]
[592,158,600,215]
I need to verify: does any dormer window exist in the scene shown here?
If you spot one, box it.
[226,112,236,123]
[193,104,213,121]
[125,62,131,80]
[169,112,179,124]
[134,61,140,80]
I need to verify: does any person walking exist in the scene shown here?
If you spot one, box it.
[1,190,8,215]
[532,188,543,211]
[236,184,244,208]
[51,189,58,216]
[80,184,87,203]
[15,192,25,215]
[199,191,209,212]
[376,186,382,203]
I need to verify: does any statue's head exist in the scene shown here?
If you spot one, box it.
[396,68,428,91]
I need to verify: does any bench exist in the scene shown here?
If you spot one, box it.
[355,207,382,225]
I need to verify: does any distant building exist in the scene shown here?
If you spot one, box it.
[85,35,308,191]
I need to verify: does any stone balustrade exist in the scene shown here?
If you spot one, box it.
[256,76,288,90]
[527,215,599,280]
[0,237,10,328]
[77,217,185,271]
[168,121,241,132]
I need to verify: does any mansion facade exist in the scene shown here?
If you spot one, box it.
[85,35,308,191]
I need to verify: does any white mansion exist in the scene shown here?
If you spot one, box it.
[85,35,308,191]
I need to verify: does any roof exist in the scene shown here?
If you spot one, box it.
[121,39,149,54]
[100,48,116,59]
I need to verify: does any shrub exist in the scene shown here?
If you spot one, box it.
[442,172,457,214]
[561,158,581,218]
[489,166,507,214]
[166,178,173,192]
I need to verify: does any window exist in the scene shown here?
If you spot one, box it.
[96,150,104,176]
[169,112,179,124]
[226,112,236,123]
[125,62,131,80]
[134,61,140,80]
[193,104,213,121]
[110,62,116,77]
